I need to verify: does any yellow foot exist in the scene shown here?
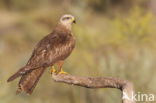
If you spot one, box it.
[58,68,67,74]
[50,66,57,74]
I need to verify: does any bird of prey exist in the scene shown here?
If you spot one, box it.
[7,14,76,95]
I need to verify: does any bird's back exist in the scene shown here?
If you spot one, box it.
[26,25,75,69]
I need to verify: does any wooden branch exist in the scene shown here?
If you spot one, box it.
[51,74,135,103]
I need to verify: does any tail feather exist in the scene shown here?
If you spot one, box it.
[7,66,30,82]
[16,67,45,95]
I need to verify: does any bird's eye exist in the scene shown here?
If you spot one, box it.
[62,17,71,21]
[66,17,70,19]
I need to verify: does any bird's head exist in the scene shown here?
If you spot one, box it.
[59,14,76,30]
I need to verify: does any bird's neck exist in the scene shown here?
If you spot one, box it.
[56,22,72,32]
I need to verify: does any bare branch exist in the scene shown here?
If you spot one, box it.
[52,74,135,103]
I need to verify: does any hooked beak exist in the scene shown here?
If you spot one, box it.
[71,17,76,24]
[73,19,76,24]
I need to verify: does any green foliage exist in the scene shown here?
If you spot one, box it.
[109,7,154,46]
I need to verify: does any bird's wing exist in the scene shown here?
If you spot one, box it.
[7,33,59,82]
[26,33,58,68]
[8,30,75,82]
[27,31,74,69]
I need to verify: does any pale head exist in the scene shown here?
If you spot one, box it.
[59,14,76,30]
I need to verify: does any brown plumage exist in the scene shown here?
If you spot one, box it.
[7,14,76,95]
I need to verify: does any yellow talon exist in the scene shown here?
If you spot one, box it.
[51,66,57,74]
[58,68,67,74]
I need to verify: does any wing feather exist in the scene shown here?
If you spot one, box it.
[8,28,75,83]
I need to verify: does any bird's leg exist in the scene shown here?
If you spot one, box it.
[50,66,57,74]
[56,61,67,74]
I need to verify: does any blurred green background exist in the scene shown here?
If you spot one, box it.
[0,0,156,103]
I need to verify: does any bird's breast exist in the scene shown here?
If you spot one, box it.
[48,35,75,64]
